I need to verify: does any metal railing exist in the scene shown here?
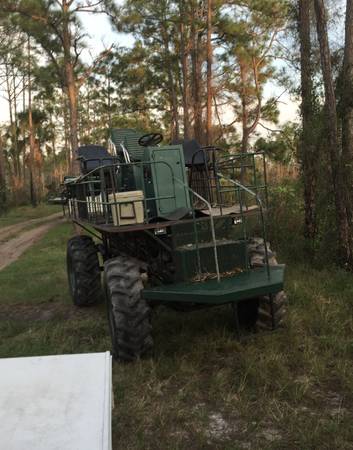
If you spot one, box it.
[173,172,270,283]
[173,177,221,282]
[188,150,268,211]
[217,172,270,279]
[66,160,179,225]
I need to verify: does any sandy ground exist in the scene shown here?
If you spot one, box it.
[0,213,64,271]
[0,212,62,242]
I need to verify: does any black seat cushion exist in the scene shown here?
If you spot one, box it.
[171,139,208,166]
[77,145,117,173]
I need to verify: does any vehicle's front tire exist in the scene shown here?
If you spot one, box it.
[67,235,102,306]
[104,256,153,362]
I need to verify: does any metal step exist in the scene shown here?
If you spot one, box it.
[200,204,259,217]
[142,265,285,305]
[177,238,238,251]
[170,215,236,248]
[173,239,247,281]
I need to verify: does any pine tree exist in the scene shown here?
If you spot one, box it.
[1,0,115,172]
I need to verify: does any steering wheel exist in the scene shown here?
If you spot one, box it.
[138,133,163,147]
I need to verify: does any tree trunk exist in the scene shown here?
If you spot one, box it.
[22,74,27,180]
[64,66,79,171]
[62,0,79,173]
[191,3,203,144]
[12,67,21,181]
[240,62,249,153]
[299,0,317,240]
[62,93,71,171]
[206,0,213,145]
[314,0,352,264]
[342,0,353,164]
[341,0,353,265]
[49,112,57,188]
[196,31,203,144]
[5,64,17,178]
[107,70,112,130]
[179,1,191,140]
[161,22,179,141]
[28,36,37,207]
[0,133,6,211]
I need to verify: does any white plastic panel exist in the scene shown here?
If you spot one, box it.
[0,352,112,450]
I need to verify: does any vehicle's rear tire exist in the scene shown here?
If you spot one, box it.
[104,256,153,362]
[247,237,287,330]
[67,235,102,306]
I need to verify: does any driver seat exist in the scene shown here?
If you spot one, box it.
[110,128,146,162]
[77,145,118,174]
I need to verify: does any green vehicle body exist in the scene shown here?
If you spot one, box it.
[64,128,285,359]
[65,128,284,305]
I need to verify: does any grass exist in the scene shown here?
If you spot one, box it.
[0,224,72,303]
[0,203,61,228]
[1,224,353,449]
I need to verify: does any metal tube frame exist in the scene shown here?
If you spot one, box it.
[217,172,270,279]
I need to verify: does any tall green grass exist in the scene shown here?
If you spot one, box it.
[0,223,71,303]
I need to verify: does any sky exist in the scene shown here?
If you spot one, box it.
[0,10,299,129]
[81,12,300,126]
[82,13,300,127]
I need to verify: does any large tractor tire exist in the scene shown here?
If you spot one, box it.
[104,256,153,362]
[67,235,102,306]
[247,237,287,330]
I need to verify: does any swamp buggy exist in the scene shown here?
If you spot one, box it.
[63,129,287,361]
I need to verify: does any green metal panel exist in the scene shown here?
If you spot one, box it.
[110,128,145,161]
[142,265,285,305]
[171,216,237,248]
[149,145,191,215]
[173,239,247,281]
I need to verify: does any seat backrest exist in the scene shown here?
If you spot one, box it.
[110,129,146,161]
[171,139,208,166]
[77,145,116,174]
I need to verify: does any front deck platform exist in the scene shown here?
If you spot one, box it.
[142,265,285,305]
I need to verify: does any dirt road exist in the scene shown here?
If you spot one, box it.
[0,213,64,271]
[0,212,62,242]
